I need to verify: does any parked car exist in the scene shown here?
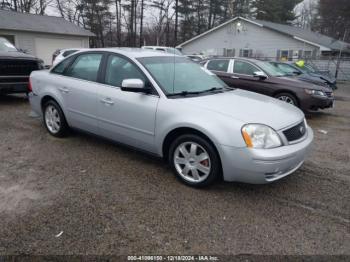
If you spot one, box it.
[141,46,183,55]
[29,49,313,187]
[269,61,331,88]
[202,57,334,111]
[0,37,44,95]
[186,54,206,63]
[52,48,83,66]
[292,62,337,90]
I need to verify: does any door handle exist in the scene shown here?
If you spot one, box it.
[230,76,240,79]
[59,87,69,93]
[100,98,115,106]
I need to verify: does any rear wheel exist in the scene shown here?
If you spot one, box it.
[169,134,220,188]
[43,100,69,137]
[275,93,298,107]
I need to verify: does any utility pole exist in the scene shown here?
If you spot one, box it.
[174,0,178,47]
[335,29,348,79]
[139,0,144,47]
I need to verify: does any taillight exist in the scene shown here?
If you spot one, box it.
[28,78,32,92]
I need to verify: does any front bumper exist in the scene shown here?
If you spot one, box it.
[0,82,28,94]
[219,126,314,184]
[302,95,334,111]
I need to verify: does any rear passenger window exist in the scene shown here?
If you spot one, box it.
[62,50,78,57]
[233,61,258,75]
[105,55,146,87]
[51,56,75,75]
[207,60,229,72]
[65,53,102,82]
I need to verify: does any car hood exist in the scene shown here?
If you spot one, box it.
[0,51,38,60]
[276,76,331,91]
[180,89,304,131]
[309,73,336,84]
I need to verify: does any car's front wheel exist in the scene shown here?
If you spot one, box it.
[43,100,69,137]
[169,134,221,187]
[275,93,298,107]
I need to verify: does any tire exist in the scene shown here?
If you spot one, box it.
[168,134,221,188]
[275,92,298,107]
[43,100,69,137]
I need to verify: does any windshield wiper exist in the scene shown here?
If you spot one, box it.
[167,87,226,97]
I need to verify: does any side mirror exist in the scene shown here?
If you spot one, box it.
[253,71,267,80]
[293,71,302,75]
[121,79,149,93]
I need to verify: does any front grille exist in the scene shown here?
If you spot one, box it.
[283,121,307,142]
[0,60,39,76]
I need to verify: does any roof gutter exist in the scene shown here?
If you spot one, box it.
[293,36,331,51]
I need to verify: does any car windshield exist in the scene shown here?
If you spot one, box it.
[138,56,228,95]
[255,61,286,77]
[270,63,298,76]
[303,65,317,73]
[0,38,17,52]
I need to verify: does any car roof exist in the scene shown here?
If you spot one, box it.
[76,47,181,58]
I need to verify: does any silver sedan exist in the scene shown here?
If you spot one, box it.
[28,48,313,187]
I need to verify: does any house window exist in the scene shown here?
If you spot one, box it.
[224,48,235,57]
[239,49,253,58]
[304,51,312,58]
[280,50,289,61]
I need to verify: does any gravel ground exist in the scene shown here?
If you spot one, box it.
[0,84,349,257]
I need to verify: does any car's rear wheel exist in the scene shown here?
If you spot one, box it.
[43,100,68,137]
[275,93,298,106]
[169,134,220,187]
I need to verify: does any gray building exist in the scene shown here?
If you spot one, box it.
[177,17,350,60]
[0,10,94,65]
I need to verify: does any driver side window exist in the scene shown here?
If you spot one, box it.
[233,61,259,75]
[105,55,146,87]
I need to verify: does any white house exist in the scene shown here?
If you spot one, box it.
[177,17,350,60]
[0,10,94,65]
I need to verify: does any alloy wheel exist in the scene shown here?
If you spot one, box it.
[45,105,61,134]
[173,142,211,183]
[277,95,295,105]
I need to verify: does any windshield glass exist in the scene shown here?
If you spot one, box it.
[0,38,17,52]
[255,61,286,77]
[138,56,227,95]
[271,63,298,75]
[303,64,316,73]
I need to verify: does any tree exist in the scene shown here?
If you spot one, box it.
[253,0,302,24]
[316,0,350,42]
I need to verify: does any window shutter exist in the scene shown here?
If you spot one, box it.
[276,50,281,60]
[288,50,293,61]
[298,50,303,59]
[249,49,253,58]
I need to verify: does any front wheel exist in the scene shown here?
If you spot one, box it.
[275,93,298,107]
[169,134,221,188]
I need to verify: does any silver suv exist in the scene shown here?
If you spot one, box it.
[29,48,313,187]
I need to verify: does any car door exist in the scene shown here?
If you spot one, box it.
[57,52,103,134]
[205,59,234,84]
[97,54,159,153]
[230,60,272,95]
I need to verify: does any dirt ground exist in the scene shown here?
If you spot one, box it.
[0,83,349,257]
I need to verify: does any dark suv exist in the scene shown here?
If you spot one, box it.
[202,58,334,111]
[0,37,43,95]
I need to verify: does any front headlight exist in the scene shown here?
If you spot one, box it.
[242,124,282,149]
[304,89,326,97]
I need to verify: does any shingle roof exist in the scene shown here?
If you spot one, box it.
[0,10,94,37]
[178,17,350,52]
[254,19,350,52]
